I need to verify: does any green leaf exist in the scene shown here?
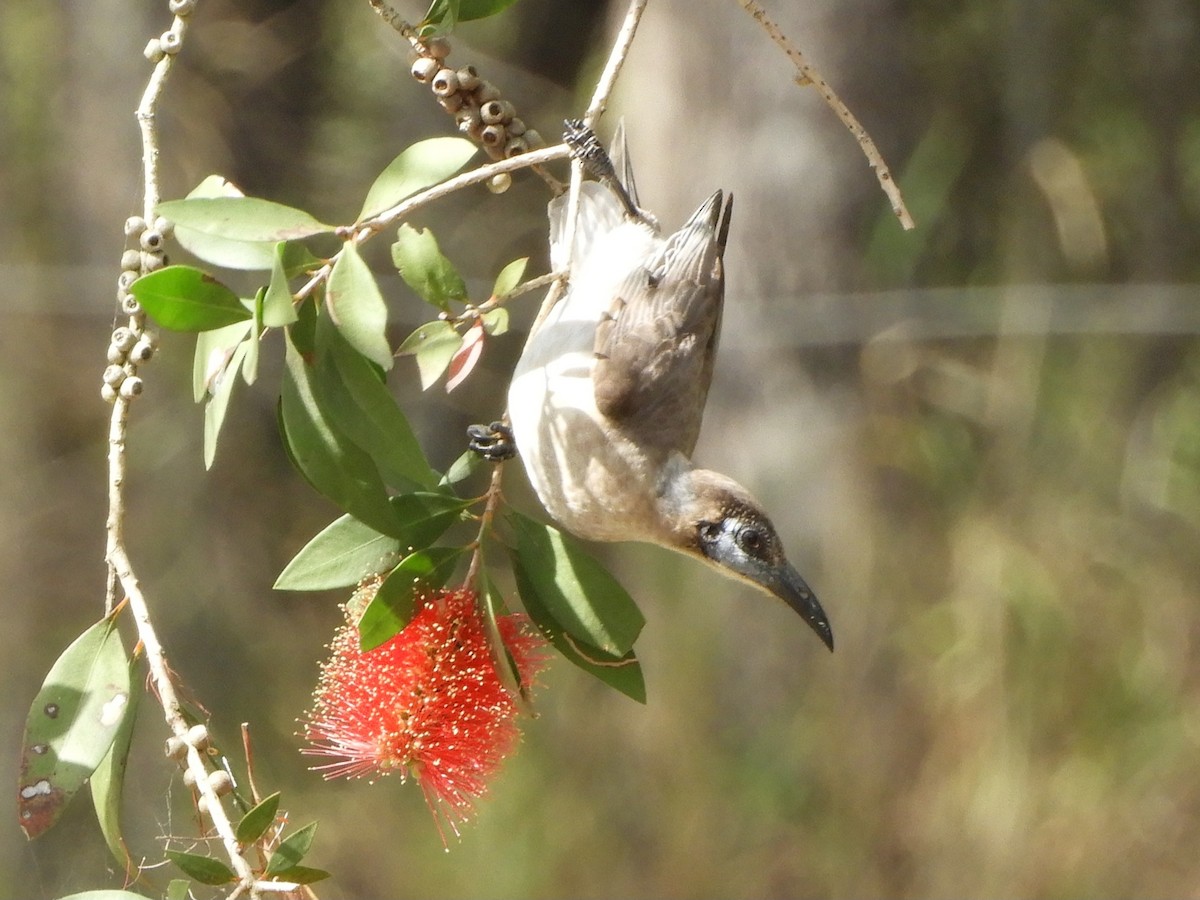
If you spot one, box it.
[166,880,191,900]
[90,653,142,869]
[481,306,509,336]
[169,175,277,271]
[396,320,463,390]
[19,610,132,839]
[204,340,250,470]
[157,196,334,243]
[358,547,465,650]
[265,865,332,885]
[508,512,645,655]
[165,849,236,886]
[491,256,528,298]
[391,225,467,311]
[279,240,324,279]
[327,242,393,371]
[274,514,403,591]
[264,821,319,875]
[235,791,281,845]
[193,320,253,403]
[314,316,439,491]
[242,288,264,385]
[481,572,524,695]
[390,491,474,548]
[262,243,300,328]
[280,332,402,537]
[422,0,520,31]
[358,137,477,221]
[59,892,153,900]
[130,265,251,332]
[512,550,646,703]
[440,450,481,486]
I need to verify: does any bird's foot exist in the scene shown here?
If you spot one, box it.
[563,119,645,223]
[467,421,516,462]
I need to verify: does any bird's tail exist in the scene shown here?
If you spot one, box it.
[649,190,733,286]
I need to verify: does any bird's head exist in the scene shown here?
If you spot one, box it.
[661,467,834,650]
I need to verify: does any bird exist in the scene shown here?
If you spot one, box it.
[506,122,833,651]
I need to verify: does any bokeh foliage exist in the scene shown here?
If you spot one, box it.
[3,0,1200,897]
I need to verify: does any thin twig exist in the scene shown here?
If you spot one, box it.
[731,0,915,230]
[112,6,259,894]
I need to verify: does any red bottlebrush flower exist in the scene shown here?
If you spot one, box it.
[302,587,547,838]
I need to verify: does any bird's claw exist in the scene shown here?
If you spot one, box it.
[467,421,516,462]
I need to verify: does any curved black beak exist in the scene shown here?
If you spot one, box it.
[770,564,834,651]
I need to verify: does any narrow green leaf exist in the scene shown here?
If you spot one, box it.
[358,547,465,650]
[263,243,301,327]
[169,175,277,270]
[130,266,251,332]
[19,611,132,839]
[193,320,253,404]
[266,865,332,885]
[264,821,319,875]
[235,791,281,845]
[396,320,462,390]
[165,849,236,886]
[481,572,524,696]
[314,316,439,491]
[166,880,191,900]
[280,332,402,537]
[358,137,477,221]
[391,225,467,311]
[242,289,264,385]
[491,256,528,298]
[59,891,153,900]
[274,514,403,591]
[508,512,645,655]
[204,340,250,470]
[90,653,142,869]
[157,196,334,242]
[328,242,393,371]
[512,551,646,703]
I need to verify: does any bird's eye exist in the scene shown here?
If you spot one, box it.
[737,527,766,556]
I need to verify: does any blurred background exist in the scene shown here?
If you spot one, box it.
[4,0,1200,896]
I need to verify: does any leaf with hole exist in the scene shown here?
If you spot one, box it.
[392,225,467,311]
[89,652,142,870]
[274,514,403,591]
[130,266,251,332]
[358,137,477,221]
[396,320,462,390]
[18,610,132,839]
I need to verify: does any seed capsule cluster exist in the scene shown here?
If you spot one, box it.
[103,214,169,403]
[165,724,234,818]
[409,37,543,181]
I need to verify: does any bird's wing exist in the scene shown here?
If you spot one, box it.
[594,191,732,457]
